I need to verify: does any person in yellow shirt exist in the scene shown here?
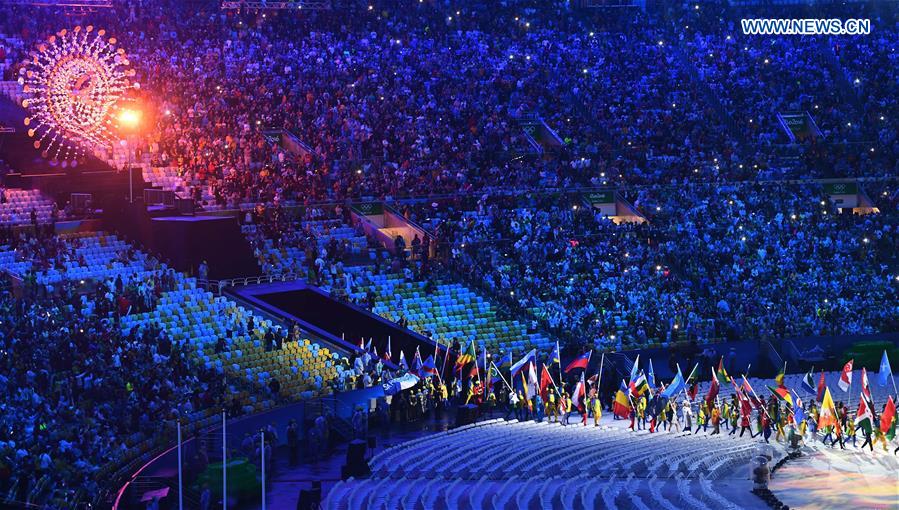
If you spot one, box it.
[637,396,647,430]
[775,412,787,442]
[547,390,557,423]
[592,395,602,426]
[873,427,889,451]
[695,403,707,434]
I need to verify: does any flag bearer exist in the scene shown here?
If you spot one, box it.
[546,389,557,423]
[682,400,693,433]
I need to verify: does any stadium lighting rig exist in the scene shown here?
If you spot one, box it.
[221,0,331,9]
[0,0,113,9]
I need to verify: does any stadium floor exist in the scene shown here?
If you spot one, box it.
[771,444,899,509]
[240,406,898,509]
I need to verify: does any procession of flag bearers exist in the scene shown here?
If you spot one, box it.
[376,337,899,457]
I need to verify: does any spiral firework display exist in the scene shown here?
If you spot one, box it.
[18,25,138,163]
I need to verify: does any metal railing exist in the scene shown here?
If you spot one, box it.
[196,272,304,295]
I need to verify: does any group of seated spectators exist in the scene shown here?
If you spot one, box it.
[672,1,898,178]
[0,0,895,505]
[0,1,893,207]
[411,180,898,350]
[0,253,226,507]
[0,228,341,506]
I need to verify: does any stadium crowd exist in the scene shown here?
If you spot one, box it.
[0,0,896,506]
[0,1,894,208]
[0,257,223,506]
[411,181,898,350]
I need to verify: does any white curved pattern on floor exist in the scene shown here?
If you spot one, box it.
[323,418,774,510]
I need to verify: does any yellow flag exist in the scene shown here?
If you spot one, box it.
[817,386,837,429]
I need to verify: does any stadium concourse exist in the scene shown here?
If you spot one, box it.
[0,0,897,509]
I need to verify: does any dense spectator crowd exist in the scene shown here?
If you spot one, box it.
[0,0,895,506]
[0,227,350,506]
[0,1,894,206]
[410,181,898,350]
[0,233,226,507]
[672,2,898,178]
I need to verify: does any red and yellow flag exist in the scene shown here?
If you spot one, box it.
[817,386,838,429]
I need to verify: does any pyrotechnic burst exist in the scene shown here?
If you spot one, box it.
[18,25,138,163]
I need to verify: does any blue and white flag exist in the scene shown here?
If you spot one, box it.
[648,359,656,388]
[629,354,640,384]
[510,349,536,379]
[398,350,408,371]
[879,350,893,387]
[384,373,420,395]
[660,366,685,399]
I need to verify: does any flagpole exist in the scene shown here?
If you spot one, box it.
[440,338,450,381]
[741,373,773,421]
[482,350,489,400]
[177,420,183,510]
[556,341,564,394]
[491,362,513,392]
[472,341,482,394]
[596,352,605,396]
[222,411,227,510]
[846,369,853,417]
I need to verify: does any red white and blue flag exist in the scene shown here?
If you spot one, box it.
[411,347,423,374]
[419,355,439,378]
[564,351,592,373]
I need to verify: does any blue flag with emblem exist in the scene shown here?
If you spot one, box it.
[794,395,806,425]
[660,366,685,399]
[549,342,561,366]
[880,350,893,387]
